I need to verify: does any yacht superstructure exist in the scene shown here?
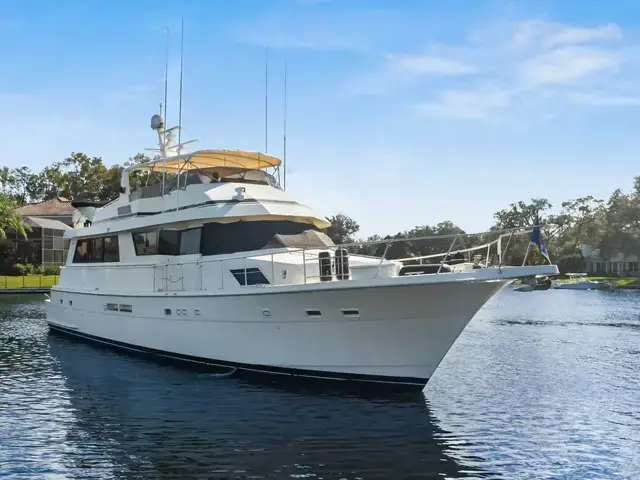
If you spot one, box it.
[44,114,559,390]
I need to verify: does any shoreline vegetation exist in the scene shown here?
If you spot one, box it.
[1,153,639,278]
[514,275,640,289]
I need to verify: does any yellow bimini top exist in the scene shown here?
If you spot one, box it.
[131,150,281,176]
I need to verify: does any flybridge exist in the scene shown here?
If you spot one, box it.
[66,112,329,238]
[119,113,284,201]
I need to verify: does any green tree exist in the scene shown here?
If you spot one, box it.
[492,198,552,229]
[491,198,555,265]
[597,188,640,260]
[326,214,360,244]
[0,194,30,239]
[553,196,604,256]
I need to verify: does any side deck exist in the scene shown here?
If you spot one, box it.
[53,226,559,296]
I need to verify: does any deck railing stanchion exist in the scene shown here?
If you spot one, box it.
[303,250,307,284]
[271,253,275,286]
[244,257,248,286]
[498,231,515,272]
[437,236,458,274]
[375,242,393,279]
[522,242,532,266]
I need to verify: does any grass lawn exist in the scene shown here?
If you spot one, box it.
[584,276,640,287]
[0,275,59,289]
[515,275,640,288]
[554,275,640,288]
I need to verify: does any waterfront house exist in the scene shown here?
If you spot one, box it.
[582,245,640,277]
[0,197,87,272]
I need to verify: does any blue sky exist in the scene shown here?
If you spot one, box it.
[2,0,640,237]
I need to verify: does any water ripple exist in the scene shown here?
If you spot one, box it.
[1,290,639,479]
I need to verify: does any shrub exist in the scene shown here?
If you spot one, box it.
[13,263,34,275]
[43,265,61,276]
[556,254,585,274]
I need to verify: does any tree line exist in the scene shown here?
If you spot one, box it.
[326,179,640,271]
[0,152,152,242]
[0,152,152,205]
[2,151,639,272]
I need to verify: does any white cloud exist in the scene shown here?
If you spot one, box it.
[386,53,476,76]
[356,19,640,121]
[512,21,622,49]
[568,92,640,107]
[549,23,622,46]
[519,46,619,86]
[413,87,511,119]
[229,9,417,52]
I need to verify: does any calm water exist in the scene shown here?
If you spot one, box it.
[1,289,639,479]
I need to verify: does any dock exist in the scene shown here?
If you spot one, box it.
[0,288,50,295]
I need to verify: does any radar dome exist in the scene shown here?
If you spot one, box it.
[151,114,164,131]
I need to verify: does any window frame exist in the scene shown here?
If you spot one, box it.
[72,235,120,263]
[179,227,202,255]
[132,230,159,256]
[131,227,204,256]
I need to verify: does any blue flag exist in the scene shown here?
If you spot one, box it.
[530,217,550,263]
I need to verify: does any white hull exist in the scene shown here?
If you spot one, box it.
[46,277,509,389]
[43,111,562,392]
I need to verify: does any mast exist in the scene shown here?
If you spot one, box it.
[177,17,185,207]
[264,46,268,153]
[283,59,287,191]
[162,26,170,205]
[146,19,196,212]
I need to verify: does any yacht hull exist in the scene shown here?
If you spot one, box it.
[45,279,507,390]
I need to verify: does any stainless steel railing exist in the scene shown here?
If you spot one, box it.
[62,225,550,292]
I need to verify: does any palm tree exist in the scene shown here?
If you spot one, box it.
[0,193,30,239]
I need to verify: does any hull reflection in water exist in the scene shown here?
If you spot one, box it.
[48,335,493,479]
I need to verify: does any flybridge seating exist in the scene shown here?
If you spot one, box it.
[125,149,283,202]
[129,165,280,202]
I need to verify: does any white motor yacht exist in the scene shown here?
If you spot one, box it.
[44,114,558,391]
[552,273,611,290]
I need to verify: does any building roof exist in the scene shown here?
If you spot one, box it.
[23,216,72,231]
[16,197,75,217]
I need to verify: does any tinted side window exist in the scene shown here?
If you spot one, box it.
[103,235,120,262]
[91,237,104,261]
[73,239,91,262]
[180,228,201,255]
[133,231,158,255]
[159,230,181,255]
[201,221,318,256]
[72,236,119,263]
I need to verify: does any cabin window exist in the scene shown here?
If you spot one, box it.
[230,267,271,286]
[180,228,201,255]
[132,230,158,255]
[73,235,119,263]
[158,230,181,255]
[103,236,120,262]
[200,221,324,256]
[133,228,203,256]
